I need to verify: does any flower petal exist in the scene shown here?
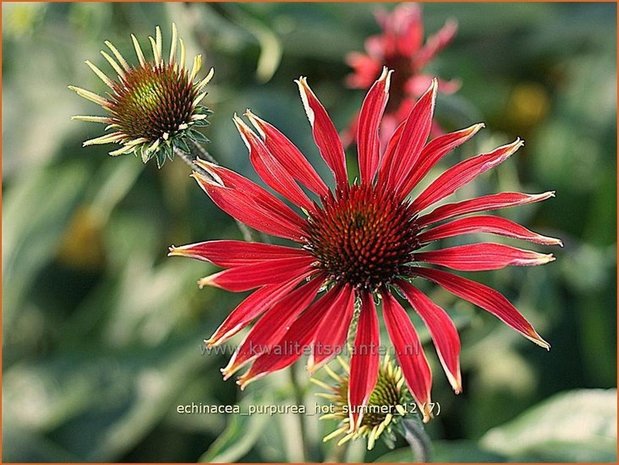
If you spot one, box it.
[378,79,437,192]
[308,284,355,371]
[234,115,314,212]
[412,267,550,349]
[169,240,310,267]
[414,242,555,271]
[296,77,348,187]
[418,191,556,227]
[345,52,382,89]
[192,166,305,241]
[411,139,524,213]
[207,274,308,347]
[390,3,424,56]
[222,277,324,378]
[246,110,329,197]
[348,292,380,430]
[415,19,458,69]
[198,255,316,292]
[398,280,462,393]
[381,291,433,422]
[236,285,343,388]
[357,67,391,184]
[418,215,563,246]
[396,123,485,199]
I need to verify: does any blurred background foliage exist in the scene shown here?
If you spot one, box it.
[2,2,616,462]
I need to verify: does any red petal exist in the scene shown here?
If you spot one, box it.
[234,115,315,212]
[237,285,343,388]
[418,191,556,227]
[414,242,555,271]
[407,75,461,96]
[246,111,329,197]
[415,19,458,69]
[192,168,304,241]
[411,139,524,213]
[412,267,550,349]
[418,215,563,246]
[398,280,462,393]
[207,275,307,347]
[345,52,382,89]
[348,292,380,430]
[382,291,433,422]
[357,68,391,184]
[222,277,324,378]
[396,123,484,199]
[296,77,348,187]
[308,284,355,370]
[391,4,423,56]
[169,240,310,267]
[379,80,437,192]
[198,255,316,292]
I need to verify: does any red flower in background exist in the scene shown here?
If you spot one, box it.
[170,69,559,427]
[346,3,459,144]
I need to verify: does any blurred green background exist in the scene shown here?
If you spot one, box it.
[3,2,616,462]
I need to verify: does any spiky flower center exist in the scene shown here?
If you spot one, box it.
[109,63,197,141]
[305,185,419,290]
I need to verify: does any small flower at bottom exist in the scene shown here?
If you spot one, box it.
[314,356,411,450]
[69,24,213,167]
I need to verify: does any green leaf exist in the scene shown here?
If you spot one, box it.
[374,440,504,463]
[3,162,90,333]
[199,389,272,463]
[481,389,617,462]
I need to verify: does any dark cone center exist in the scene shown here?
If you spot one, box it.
[305,184,419,291]
[109,63,198,141]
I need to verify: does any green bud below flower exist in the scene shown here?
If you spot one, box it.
[313,355,412,450]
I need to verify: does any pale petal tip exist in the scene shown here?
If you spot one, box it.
[197,275,214,289]
[420,402,433,423]
[167,245,183,257]
[528,330,551,351]
[295,77,317,127]
[541,253,556,264]
[220,367,234,381]
[244,110,268,138]
[378,66,393,90]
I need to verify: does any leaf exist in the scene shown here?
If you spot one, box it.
[3,336,212,461]
[199,389,272,463]
[481,389,617,462]
[3,162,90,332]
[373,440,504,462]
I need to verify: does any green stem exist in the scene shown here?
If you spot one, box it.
[289,365,309,462]
[173,145,254,242]
[190,139,218,164]
[402,418,431,462]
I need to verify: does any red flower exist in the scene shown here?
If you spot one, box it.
[346,3,459,144]
[170,69,560,427]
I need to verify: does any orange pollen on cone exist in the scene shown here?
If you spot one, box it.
[304,184,420,291]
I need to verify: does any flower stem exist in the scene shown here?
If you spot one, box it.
[173,145,255,242]
[402,418,431,462]
[289,365,309,461]
[190,138,218,164]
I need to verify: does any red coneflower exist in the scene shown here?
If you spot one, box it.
[169,69,559,427]
[346,3,459,143]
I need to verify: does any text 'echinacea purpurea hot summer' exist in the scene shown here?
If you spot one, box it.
[169,68,560,428]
